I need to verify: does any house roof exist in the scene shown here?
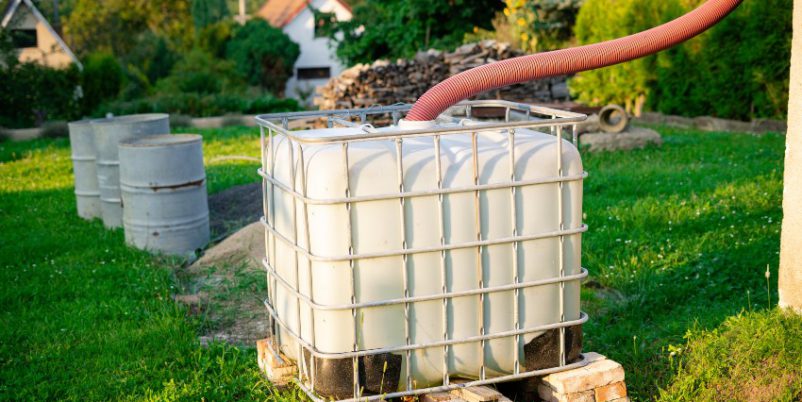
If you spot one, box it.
[1,0,82,69]
[257,0,351,28]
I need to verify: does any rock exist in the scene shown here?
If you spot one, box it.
[580,127,662,152]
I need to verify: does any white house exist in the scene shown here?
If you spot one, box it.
[1,0,81,70]
[257,0,351,103]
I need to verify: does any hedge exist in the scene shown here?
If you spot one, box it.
[95,93,301,117]
[570,0,792,120]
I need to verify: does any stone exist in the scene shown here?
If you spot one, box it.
[538,385,596,402]
[256,338,296,386]
[594,381,627,401]
[421,392,468,402]
[580,127,662,152]
[540,358,625,394]
[450,384,504,402]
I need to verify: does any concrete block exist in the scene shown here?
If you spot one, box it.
[256,337,296,386]
[540,357,625,394]
[594,381,627,401]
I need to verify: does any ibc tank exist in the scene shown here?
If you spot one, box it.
[91,114,170,228]
[118,134,209,256]
[68,119,102,219]
[258,101,588,401]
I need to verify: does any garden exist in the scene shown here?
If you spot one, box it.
[1,0,801,401]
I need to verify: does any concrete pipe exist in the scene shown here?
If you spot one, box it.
[119,134,209,256]
[91,114,170,228]
[598,105,630,133]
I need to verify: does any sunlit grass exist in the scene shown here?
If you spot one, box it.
[0,125,792,400]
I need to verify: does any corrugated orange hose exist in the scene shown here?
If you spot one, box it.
[405,0,744,121]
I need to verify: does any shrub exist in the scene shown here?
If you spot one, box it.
[154,49,245,95]
[196,20,235,59]
[41,121,70,139]
[81,52,124,114]
[123,32,178,86]
[323,0,504,66]
[226,20,300,95]
[0,62,82,128]
[502,0,585,52]
[95,93,301,118]
[570,0,792,120]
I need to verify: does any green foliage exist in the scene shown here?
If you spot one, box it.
[570,0,678,114]
[64,0,195,56]
[323,0,504,66]
[570,0,792,120]
[658,309,802,401]
[154,49,244,95]
[226,19,299,95]
[122,32,178,87]
[191,0,229,29]
[81,52,124,114]
[0,62,82,128]
[196,20,236,59]
[651,0,792,120]
[502,0,585,51]
[96,93,301,117]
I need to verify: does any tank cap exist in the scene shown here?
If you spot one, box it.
[398,119,437,130]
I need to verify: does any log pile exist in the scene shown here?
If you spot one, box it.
[314,40,570,110]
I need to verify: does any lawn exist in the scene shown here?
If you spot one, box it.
[0,125,798,401]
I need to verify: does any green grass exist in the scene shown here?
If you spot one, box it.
[0,125,798,401]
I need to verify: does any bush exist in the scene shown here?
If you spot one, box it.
[155,49,245,95]
[570,0,792,120]
[0,62,82,128]
[95,93,301,118]
[324,0,504,66]
[81,52,124,114]
[502,0,585,52]
[41,121,70,139]
[196,20,235,59]
[226,20,300,95]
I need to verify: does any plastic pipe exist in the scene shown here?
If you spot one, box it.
[405,0,743,122]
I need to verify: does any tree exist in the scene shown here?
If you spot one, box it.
[225,20,299,95]
[779,0,802,314]
[192,0,229,30]
[322,0,503,66]
[64,0,194,56]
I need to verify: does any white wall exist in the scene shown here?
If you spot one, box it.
[282,0,350,103]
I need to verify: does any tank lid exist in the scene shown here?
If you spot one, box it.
[120,134,201,148]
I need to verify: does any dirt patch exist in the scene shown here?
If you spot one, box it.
[208,182,263,238]
[173,181,269,346]
[178,221,268,346]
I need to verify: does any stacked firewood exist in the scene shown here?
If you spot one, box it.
[314,40,570,110]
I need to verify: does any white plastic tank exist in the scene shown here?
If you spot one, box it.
[118,134,209,256]
[262,104,585,395]
[68,119,102,219]
[91,114,170,228]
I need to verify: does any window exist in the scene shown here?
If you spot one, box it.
[297,67,331,80]
[11,29,37,48]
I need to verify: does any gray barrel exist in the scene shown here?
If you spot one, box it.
[91,114,170,228]
[68,119,102,219]
[119,134,209,256]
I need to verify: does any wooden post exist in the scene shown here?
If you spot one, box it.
[779,0,802,313]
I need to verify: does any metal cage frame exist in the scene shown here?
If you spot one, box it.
[256,100,589,402]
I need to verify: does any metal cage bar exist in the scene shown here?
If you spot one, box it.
[258,100,589,401]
